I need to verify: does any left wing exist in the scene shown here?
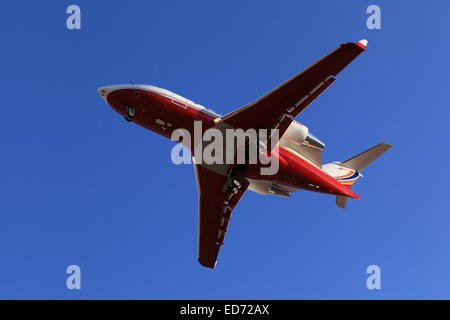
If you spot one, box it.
[195,164,249,268]
[219,40,368,133]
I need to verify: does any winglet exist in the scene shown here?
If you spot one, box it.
[355,39,368,50]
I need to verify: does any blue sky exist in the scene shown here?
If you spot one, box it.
[0,0,449,299]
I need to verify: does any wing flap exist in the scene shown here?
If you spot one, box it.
[195,165,249,268]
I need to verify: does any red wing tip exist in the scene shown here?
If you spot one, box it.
[198,258,217,269]
[355,39,368,49]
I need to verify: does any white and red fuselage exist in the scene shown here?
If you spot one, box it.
[97,40,392,268]
[98,84,360,199]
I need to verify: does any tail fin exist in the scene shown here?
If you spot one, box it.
[324,143,392,208]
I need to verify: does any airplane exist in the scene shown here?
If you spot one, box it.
[98,39,391,269]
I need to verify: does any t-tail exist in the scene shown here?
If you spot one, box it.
[322,143,392,208]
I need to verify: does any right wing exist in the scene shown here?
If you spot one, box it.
[195,164,249,268]
[220,40,368,133]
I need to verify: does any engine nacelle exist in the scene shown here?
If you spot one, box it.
[282,120,309,146]
[247,179,291,197]
[282,120,325,150]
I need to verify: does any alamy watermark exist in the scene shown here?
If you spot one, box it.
[170,121,280,175]
[66,5,81,30]
[366,265,381,290]
[66,265,81,290]
[366,5,381,30]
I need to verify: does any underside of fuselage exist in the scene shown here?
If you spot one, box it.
[99,84,217,139]
[98,84,359,199]
[98,39,393,268]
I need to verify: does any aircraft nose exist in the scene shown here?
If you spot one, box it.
[98,86,115,101]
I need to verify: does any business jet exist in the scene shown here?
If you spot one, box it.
[98,39,391,268]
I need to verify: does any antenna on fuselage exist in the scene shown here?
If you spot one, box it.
[129,81,135,85]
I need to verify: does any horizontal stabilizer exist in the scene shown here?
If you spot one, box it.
[342,143,392,172]
[331,143,392,209]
